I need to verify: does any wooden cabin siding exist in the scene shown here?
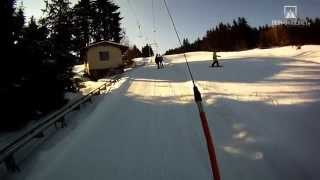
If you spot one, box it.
[86,45,123,72]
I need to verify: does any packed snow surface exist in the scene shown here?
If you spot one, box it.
[2,45,320,180]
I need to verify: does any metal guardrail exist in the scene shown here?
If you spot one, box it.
[0,74,122,172]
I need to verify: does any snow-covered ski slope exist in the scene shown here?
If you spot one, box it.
[3,45,320,180]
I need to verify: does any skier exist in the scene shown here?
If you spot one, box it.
[211,51,221,67]
[155,54,160,69]
[159,55,164,69]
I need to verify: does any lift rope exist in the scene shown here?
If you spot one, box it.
[125,0,142,36]
[125,0,152,52]
[162,0,221,180]
[151,0,159,54]
[152,0,156,35]
[162,0,195,85]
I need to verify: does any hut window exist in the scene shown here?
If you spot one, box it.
[99,51,109,61]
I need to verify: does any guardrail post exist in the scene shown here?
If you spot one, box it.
[75,105,81,111]
[4,154,20,173]
[34,131,45,138]
[85,97,93,103]
[55,117,67,129]
[101,84,106,90]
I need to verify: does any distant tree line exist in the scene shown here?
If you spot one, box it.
[124,44,155,66]
[165,17,320,55]
[1,0,123,130]
[124,45,142,66]
[141,44,154,57]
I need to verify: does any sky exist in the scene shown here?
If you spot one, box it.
[20,0,320,54]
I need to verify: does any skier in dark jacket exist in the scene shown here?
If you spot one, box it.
[159,55,164,69]
[155,54,160,69]
[211,51,221,67]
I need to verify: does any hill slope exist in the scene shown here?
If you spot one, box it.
[3,45,320,180]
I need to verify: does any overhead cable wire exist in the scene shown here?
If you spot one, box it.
[162,1,222,180]
[162,0,195,86]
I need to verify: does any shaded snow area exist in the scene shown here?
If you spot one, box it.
[2,46,320,180]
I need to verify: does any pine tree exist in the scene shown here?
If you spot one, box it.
[1,0,16,53]
[20,17,54,115]
[1,0,25,84]
[12,7,25,43]
[1,1,35,129]
[91,0,123,42]
[110,11,123,42]
[141,44,154,57]
[127,45,142,60]
[125,45,142,66]
[182,38,191,51]
[42,0,74,56]
[42,0,76,105]
[73,0,93,52]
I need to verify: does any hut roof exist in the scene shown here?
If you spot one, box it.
[85,40,128,52]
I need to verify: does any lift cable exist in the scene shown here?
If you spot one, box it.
[124,0,143,38]
[151,0,158,54]
[162,0,221,180]
[162,0,195,85]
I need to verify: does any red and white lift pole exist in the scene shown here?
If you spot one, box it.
[193,86,221,180]
[162,0,222,179]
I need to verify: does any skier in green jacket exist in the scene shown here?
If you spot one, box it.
[211,51,221,67]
